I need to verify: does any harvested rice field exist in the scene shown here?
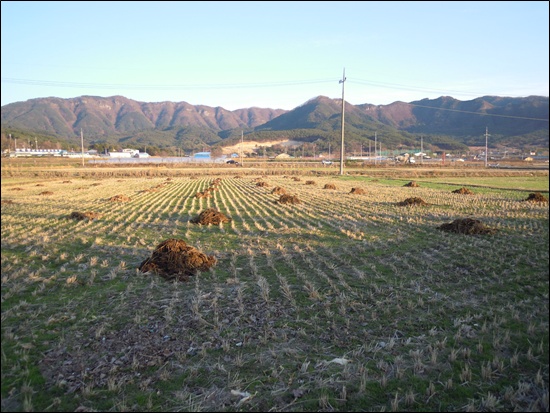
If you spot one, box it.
[1,167,548,412]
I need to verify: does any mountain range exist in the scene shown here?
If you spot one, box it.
[1,94,548,153]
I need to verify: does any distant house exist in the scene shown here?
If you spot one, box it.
[134,152,150,158]
[275,153,291,159]
[109,149,138,158]
[193,152,211,159]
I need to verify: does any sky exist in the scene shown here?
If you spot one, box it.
[1,1,549,111]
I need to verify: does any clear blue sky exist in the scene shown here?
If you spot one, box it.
[1,1,548,110]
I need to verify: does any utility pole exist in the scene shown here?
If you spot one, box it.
[339,68,346,175]
[80,128,85,166]
[485,127,490,168]
[374,132,377,165]
[369,140,371,160]
[240,130,243,166]
[420,135,424,164]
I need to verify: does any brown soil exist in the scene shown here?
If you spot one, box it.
[271,187,287,195]
[350,187,367,195]
[68,211,102,221]
[324,183,337,190]
[277,194,301,204]
[438,218,497,235]
[398,197,428,206]
[525,192,548,202]
[108,194,131,202]
[190,208,232,225]
[138,238,217,281]
[453,187,474,194]
[404,181,419,187]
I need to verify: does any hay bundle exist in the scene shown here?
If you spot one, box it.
[271,187,287,195]
[525,192,548,202]
[323,183,337,190]
[69,211,101,221]
[195,190,212,198]
[453,187,474,194]
[139,238,217,281]
[398,197,428,206]
[1,200,15,205]
[349,187,367,195]
[39,191,54,196]
[278,194,301,204]
[256,181,269,187]
[404,181,419,187]
[438,218,497,235]
[292,177,301,182]
[109,194,131,202]
[190,208,232,225]
[305,180,316,185]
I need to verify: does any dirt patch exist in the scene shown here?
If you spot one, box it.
[277,194,301,204]
[438,218,497,235]
[404,181,419,187]
[350,188,367,195]
[324,183,337,190]
[525,192,548,202]
[190,208,232,225]
[39,191,54,196]
[108,194,131,202]
[68,211,102,221]
[452,187,474,194]
[138,238,217,281]
[271,187,287,195]
[398,197,428,206]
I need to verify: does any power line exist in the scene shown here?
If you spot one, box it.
[0,77,335,91]
[406,103,548,122]
[3,76,547,122]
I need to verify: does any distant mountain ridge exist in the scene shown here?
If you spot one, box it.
[1,94,548,151]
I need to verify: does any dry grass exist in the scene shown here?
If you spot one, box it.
[1,165,548,412]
